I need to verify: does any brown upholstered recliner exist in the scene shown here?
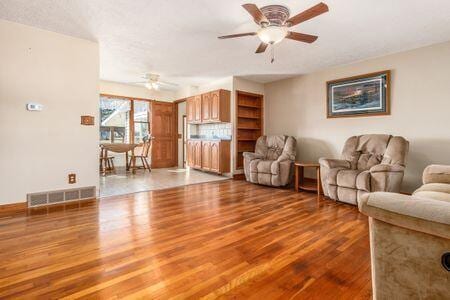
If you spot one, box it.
[243,135,296,187]
[358,165,450,299]
[319,134,409,205]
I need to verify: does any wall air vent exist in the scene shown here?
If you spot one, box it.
[27,186,96,208]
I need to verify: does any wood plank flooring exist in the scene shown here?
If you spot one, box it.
[0,180,371,299]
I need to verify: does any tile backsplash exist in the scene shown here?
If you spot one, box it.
[189,123,232,139]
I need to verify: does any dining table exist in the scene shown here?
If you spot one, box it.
[100,143,139,175]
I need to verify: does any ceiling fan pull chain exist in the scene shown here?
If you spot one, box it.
[271,44,275,63]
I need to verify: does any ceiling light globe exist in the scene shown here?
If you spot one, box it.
[145,82,153,90]
[257,26,288,44]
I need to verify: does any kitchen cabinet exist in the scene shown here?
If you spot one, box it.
[187,140,230,174]
[187,89,230,124]
[201,141,211,170]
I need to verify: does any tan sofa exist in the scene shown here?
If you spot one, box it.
[359,165,450,300]
[319,134,409,205]
[243,135,296,187]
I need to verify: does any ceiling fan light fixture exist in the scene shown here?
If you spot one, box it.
[257,25,288,44]
[145,82,159,90]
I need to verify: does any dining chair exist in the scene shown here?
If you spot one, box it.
[129,138,152,173]
[99,146,115,175]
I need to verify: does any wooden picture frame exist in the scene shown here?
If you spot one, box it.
[326,70,390,118]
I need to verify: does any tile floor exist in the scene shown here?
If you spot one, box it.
[99,167,229,197]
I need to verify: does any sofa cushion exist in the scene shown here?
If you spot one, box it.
[265,136,286,160]
[336,169,363,189]
[256,160,273,174]
[356,134,391,155]
[356,170,371,192]
[357,153,382,170]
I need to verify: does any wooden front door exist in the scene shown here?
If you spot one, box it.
[151,101,176,168]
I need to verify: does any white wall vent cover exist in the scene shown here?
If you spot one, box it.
[27,186,96,208]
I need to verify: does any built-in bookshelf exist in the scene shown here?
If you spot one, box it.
[236,90,264,170]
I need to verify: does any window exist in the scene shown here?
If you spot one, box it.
[99,95,151,144]
[134,100,150,144]
[100,97,131,143]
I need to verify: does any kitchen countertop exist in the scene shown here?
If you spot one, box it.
[188,136,232,141]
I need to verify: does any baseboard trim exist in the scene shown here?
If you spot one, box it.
[233,174,246,180]
[0,202,27,212]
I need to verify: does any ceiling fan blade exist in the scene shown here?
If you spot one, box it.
[286,2,329,27]
[286,32,318,43]
[242,3,269,25]
[255,42,268,53]
[158,81,178,87]
[218,32,257,39]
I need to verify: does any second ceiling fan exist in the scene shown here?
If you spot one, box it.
[218,2,329,61]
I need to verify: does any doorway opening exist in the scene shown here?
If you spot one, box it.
[99,95,227,198]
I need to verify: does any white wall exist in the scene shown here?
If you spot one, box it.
[0,20,99,204]
[100,80,176,101]
[265,41,450,193]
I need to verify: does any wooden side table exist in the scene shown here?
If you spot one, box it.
[294,162,323,196]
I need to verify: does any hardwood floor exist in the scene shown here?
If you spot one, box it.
[0,180,371,299]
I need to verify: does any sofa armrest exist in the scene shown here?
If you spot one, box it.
[358,192,450,239]
[243,152,264,161]
[319,158,351,169]
[423,164,450,184]
[369,164,405,173]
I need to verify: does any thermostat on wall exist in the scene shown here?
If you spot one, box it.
[26,103,44,111]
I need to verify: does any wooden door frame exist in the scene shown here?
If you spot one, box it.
[174,99,187,168]
[182,115,187,168]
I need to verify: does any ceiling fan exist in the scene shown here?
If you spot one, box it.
[218,2,329,62]
[131,73,178,91]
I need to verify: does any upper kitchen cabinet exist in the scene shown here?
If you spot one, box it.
[209,89,230,123]
[187,95,202,124]
[187,89,230,124]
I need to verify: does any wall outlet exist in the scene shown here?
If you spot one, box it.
[68,173,76,184]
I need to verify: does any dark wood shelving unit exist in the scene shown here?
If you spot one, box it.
[236,90,264,170]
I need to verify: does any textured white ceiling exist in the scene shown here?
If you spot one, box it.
[1,0,450,86]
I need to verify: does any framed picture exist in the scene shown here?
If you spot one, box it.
[327,70,390,118]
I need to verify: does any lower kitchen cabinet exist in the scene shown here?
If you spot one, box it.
[187,140,230,174]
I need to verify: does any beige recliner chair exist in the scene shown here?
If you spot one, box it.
[359,165,450,299]
[243,135,296,187]
[319,134,409,205]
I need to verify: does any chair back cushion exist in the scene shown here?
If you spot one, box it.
[255,135,294,161]
[341,134,409,170]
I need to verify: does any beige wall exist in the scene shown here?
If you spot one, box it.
[0,20,99,204]
[100,80,176,101]
[265,41,450,193]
